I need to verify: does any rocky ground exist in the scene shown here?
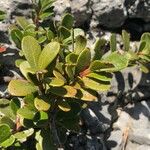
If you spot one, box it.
[0,0,150,150]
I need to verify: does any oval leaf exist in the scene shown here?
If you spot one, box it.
[74,35,87,54]
[76,48,91,74]
[49,86,77,98]
[22,36,41,68]
[58,100,71,112]
[38,42,60,69]
[86,72,112,82]
[8,80,37,96]
[34,98,50,111]
[82,77,111,91]
[17,108,35,120]
[0,124,11,143]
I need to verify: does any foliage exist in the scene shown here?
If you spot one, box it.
[0,0,150,149]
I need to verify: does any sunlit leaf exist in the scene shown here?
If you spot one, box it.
[8,80,37,96]
[58,100,71,112]
[82,77,111,91]
[22,36,41,68]
[34,97,50,111]
[38,42,60,69]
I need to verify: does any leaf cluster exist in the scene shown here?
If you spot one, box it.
[0,0,150,149]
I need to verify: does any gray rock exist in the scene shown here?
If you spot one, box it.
[71,0,92,27]
[129,129,150,145]
[91,0,127,28]
[126,0,150,22]
[107,101,150,149]
[126,141,150,150]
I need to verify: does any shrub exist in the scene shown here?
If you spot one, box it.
[0,0,150,149]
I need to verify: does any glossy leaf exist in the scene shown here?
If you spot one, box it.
[8,80,37,96]
[38,42,60,69]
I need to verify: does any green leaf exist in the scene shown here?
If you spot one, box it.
[65,65,75,81]
[139,41,147,52]
[58,100,71,112]
[0,99,16,120]
[46,77,65,87]
[65,53,78,64]
[34,111,48,122]
[10,29,22,48]
[39,12,53,20]
[93,38,106,60]
[76,48,91,74]
[75,87,97,101]
[58,26,71,40]
[16,17,30,30]
[82,77,111,91]
[0,135,15,148]
[38,36,47,44]
[22,36,41,68]
[34,97,50,111]
[8,80,37,96]
[14,128,34,143]
[0,10,6,21]
[53,70,66,82]
[47,29,54,41]
[10,98,21,115]
[17,108,36,120]
[104,51,129,70]
[0,117,15,129]
[140,32,150,55]
[74,35,87,54]
[57,102,80,132]
[110,34,117,52]
[35,129,56,150]
[90,60,115,72]
[49,86,77,98]
[38,42,60,69]
[0,124,11,143]
[19,61,31,80]
[61,13,74,30]
[86,72,112,82]
[122,30,130,51]
[23,94,36,111]
[140,64,149,73]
